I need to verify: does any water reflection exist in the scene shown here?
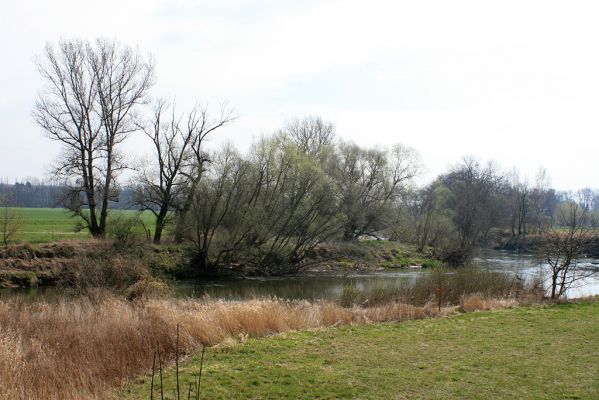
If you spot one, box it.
[171,271,425,301]
[472,250,599,298]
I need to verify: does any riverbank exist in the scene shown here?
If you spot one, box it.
[122,298,599,400]
[0,268,541,400]
[0,240,441,289]
[496,231,599,257]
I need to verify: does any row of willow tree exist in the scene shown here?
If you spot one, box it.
[33,38,599,272]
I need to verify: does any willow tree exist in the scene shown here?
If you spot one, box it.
[440,158,505,263]
[33,39,154,236]
[332,142,420,240]
[182,136,340,273]
[282,116,336,157]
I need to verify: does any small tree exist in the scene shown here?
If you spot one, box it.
[0,193,25,248]
[540,197,597,299]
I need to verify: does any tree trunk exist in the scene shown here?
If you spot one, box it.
[550,272,558,299]
[153,206,169,244]
[195,250,208,271]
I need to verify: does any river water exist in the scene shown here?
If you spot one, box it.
[2,250,598,302]
[169,250,599,300]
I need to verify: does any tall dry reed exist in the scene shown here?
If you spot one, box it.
[0,292,455,400]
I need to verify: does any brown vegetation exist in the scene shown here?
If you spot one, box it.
[338,267,542,308]
[0,241,188,289]
[0,287,539,400]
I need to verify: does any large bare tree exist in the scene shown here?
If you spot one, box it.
[134,100,235,243]
[33,39,154,237]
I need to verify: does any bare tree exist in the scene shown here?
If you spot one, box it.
[172,104,236,242]
[134,100,234,243]
[283,116,335,156]
[540,195,597,299]
[527,167,557,234]
[33,38,154,237]
[0,193,25,248]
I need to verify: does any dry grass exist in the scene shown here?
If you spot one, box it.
[338,267,544,308]
[0,292,468,400]
[459,293,519,312]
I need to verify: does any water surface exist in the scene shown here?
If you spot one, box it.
[2,250,598,302]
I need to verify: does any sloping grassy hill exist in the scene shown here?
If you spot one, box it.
[124,300,599,399]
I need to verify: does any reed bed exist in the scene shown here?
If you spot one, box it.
[0,292,459,400]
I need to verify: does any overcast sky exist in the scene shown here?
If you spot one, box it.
[1,0,598,189]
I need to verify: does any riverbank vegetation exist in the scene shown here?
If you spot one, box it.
[0,269,544,400]
[0,36,596,299]
[0,240,439,289]
[20,37,598,276]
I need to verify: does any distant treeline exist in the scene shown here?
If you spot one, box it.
[0,181,134,210]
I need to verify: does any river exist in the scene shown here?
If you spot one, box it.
[2,250,598,302]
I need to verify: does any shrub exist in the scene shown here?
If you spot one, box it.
[337,267,531,308]
[56,254,149,290]
[339,284,362,307]
[107,215,143,246]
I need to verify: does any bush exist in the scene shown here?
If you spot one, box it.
[56,254,150,290]
[337,267,531,308]
[107,215,143,246]
[339,284,362,307]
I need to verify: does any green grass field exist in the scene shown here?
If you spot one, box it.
[124,301,599,400]
[8,208,156,243]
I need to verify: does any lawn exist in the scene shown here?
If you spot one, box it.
[123,300,599,399]
[9,208,155,243]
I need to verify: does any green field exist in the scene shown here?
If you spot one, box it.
[124,301,599,399]
[8,208,156,243]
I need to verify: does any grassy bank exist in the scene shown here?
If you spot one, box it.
[6,208,442,271]
[302,240,442,272]
[124,299,599,400]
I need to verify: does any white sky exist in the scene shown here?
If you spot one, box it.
[0,0,598,189]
